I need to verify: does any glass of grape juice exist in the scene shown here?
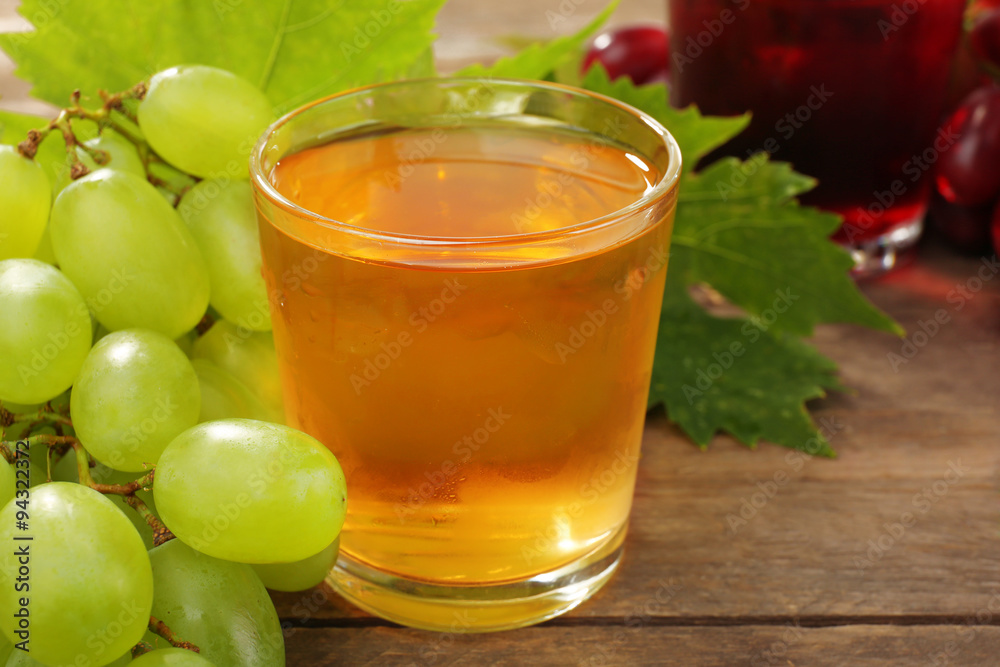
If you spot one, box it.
[249,78,681,632]
[668,0,965,275]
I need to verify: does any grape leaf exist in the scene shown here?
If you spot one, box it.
[457,1,616,79]
[578,68,901,451]
[0,0,446,114]
[651,288,841,456]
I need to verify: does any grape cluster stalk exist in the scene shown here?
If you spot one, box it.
[0,65,348,667]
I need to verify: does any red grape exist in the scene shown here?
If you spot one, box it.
[582,25,669,85]
[927,190,995,254]
[935,84,1000,207]
[970,8,1000,71]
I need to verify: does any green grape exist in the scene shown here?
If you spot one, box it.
[5,648,130,666]
[178,180,270,331]
[0,145,50,261]
[49,170,210,339]
[174,329,197,358]
[192,321,283,423]
[0,464,12,522]
[72,329,200,472]
[252,537,339,592]
[191,359,272,423]
[0,483,153,666]
[49,448,79,483]
[0,259,92,404]
[138,66,273,179]
[93,321,112,345]
[131,648,215,666]
[55,131,146,191]
[31,225,56,265]
[52,457,158,548]
[147,540,284,667]
[0,633,11,664]
[155,419,346,563]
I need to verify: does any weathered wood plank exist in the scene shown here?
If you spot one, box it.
[283,625,1000,666]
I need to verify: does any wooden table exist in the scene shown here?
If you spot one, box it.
[3,0,997,663]
[274,239,1000,665]
[270,1,1000,664]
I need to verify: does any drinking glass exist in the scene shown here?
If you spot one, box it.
[669,0,966,274]
[250,78,681,631]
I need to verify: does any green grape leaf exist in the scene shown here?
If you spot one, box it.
[457,1,617,79]
[0,0,446,114]
[650,287,841,456]
[580,65,751,171]
[672,157,903,337]
[578,68,901,451]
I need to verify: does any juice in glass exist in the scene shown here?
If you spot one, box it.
[250,79,681,631]
[669,0,965,273]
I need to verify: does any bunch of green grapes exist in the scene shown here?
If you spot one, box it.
[0,65,347,667]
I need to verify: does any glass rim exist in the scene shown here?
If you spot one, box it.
[249,76,683,249]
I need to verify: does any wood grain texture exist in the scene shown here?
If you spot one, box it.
[273,246,1000,665]
[284,625,1000,666]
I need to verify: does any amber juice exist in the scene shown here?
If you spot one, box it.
[252,80,679,631]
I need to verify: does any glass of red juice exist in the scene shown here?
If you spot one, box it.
[668,0,966,275]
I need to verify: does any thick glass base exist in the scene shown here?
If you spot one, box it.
[843,215,923,278]
[329,523,627,633]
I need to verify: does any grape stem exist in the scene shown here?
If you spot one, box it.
[123,494,176,547]
[0,434,77,465]
[15,82,199,203]
[148,616,202,653]
[67,440,177,546]
[130,641,154,659]
[196,312,216,336]
[0,403,73,431]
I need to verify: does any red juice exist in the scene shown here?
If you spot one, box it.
[669,0,965,250]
